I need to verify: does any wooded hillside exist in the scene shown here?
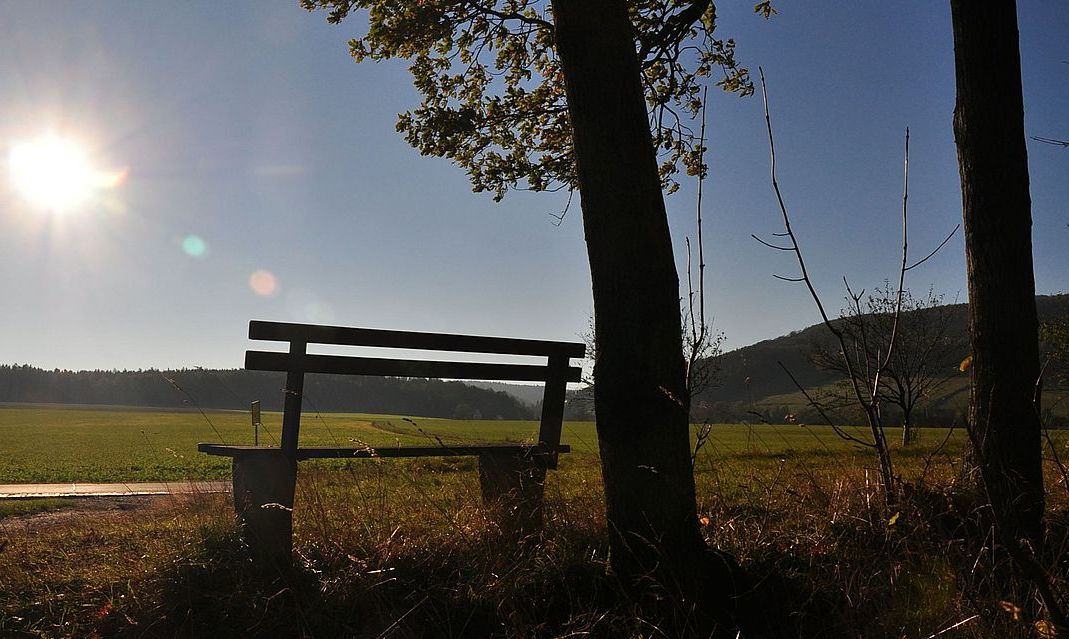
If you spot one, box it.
[695,294,1069,425]
[0,365,534,420]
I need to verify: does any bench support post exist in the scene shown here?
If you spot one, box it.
[536,354,569,469]
[231,449,297,569]
[478,451,546,538]
[280,340,307,461]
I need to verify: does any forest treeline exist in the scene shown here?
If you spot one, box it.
[0,365,534,420]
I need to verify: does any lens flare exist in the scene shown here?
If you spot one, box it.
[249,270,278,297]
[286,289,336,323]
[182,235,207,258]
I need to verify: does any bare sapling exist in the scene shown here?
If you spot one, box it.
[752,68,957,504]
[810,286,960,447]
[684,86,725,464]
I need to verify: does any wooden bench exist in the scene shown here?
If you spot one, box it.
[198,320,585,566]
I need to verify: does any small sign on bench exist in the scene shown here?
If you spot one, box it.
[199,320,585,566]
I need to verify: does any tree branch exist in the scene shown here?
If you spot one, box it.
[904,224,960,271]
[466,0,552,30]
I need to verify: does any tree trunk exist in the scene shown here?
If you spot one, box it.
[902,406,914,447]
[951,0,1044,549]
[551,0,750,632]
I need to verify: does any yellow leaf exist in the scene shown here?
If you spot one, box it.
[998,600,1021,621]
[1034,620,1057,639]
[959,355,973,372]
[888,512,900,526]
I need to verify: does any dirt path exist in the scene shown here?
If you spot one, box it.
[2,496,155,526]
[0,493,228,536]
[0,481,228,498]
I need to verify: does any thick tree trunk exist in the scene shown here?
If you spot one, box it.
[551,0,748,631]
[951,0,1044,549]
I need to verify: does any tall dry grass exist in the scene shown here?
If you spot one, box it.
[2,443,1068,637]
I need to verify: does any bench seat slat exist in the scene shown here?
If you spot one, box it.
[246,350,582,382]
[249,320,586,359]
[199,442,570,460]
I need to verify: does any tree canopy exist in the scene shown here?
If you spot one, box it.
[300,0,764,200]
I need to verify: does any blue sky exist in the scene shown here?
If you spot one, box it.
[0,1,1066,371]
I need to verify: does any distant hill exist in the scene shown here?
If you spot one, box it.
[467,381,546,406]
[694,294,1069,425]
[466,381,596,420]
[0,366,534,420]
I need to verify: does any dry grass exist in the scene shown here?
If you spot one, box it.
[0,493,230,637]
[2,440,1069,637]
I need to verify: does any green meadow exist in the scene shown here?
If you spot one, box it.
[0,404,588,483]
[0,403,982,484]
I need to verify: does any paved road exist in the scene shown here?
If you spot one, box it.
[0,481,229,499]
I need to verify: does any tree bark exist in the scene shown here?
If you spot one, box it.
[551,0,748,632]
[901,406,915,447]
[951,0,1045,549]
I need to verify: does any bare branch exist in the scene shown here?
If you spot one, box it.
[1032,135,1069,148]
[684,85,718,402]
[777,361,875,448]
[871,127,911,400]
[687,236,697,345]
[638,0,710,63]
[905,224,960,271]
[548,189,575,227]
[465,0,552,30]
[750,234,793,251]
[842,277,865,303]
[696,85,708,345]
[758,68,839,334]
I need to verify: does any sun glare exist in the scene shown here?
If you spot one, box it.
[8,136,124,213]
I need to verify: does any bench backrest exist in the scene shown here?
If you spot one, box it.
[245,320,586,465]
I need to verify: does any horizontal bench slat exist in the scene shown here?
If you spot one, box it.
[249,320,586,359]
[246,351,583,382]
[198,442,570,459]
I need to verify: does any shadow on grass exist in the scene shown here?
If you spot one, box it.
[3,454,1059,638]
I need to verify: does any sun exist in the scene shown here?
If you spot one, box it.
[8,135,124,213]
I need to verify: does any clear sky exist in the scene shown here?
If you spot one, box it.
[0,1,1066,371]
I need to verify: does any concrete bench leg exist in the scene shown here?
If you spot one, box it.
[231,449,297,569]
[478,451,546,538]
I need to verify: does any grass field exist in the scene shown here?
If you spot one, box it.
[5,404,1069,637]
[0,403,979,483]
[0,405,586,483]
